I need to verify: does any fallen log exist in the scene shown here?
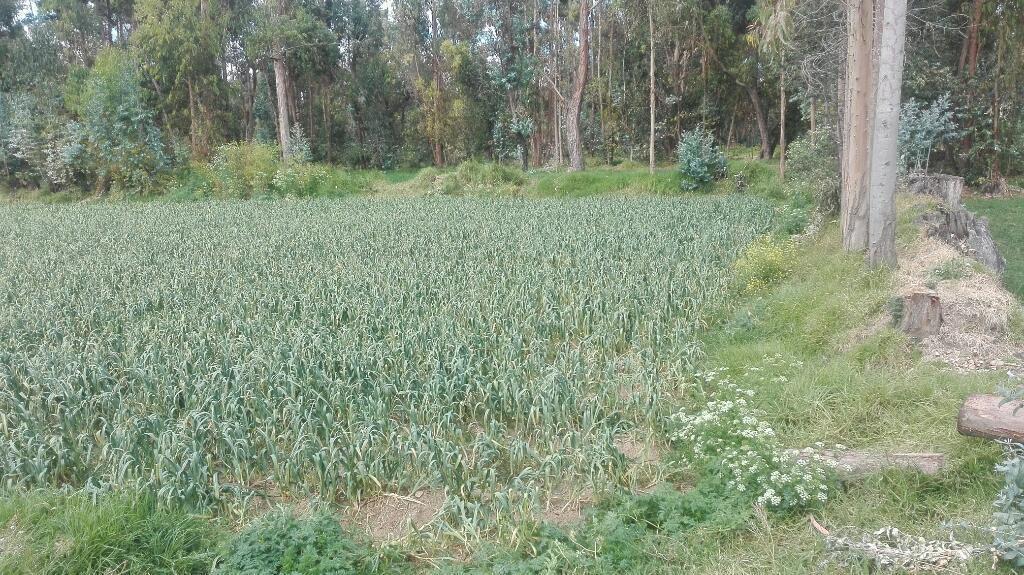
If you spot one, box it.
[957,394,1024,443]
[786,449,946,478]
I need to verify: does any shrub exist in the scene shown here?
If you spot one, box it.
[787,127,840,215]
[213,511,396,575]
[167,163,217,200]
[273,163,374,197]
[210,142,280,198]
[78,48,169,195]
[443,160,526,195]
[670,369,837,513]
[677,128,726,191]
[732,236,795,293]
[899,94,957,174]
[994,443,1024,568]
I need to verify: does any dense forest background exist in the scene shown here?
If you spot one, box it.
[0,0,1021,195]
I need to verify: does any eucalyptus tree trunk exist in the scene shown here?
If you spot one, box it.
[778,66,786,179]
[745,84,772,160]
[648,1,656,174]
[567,0,591,172]
[430,2,444,167]
[273,53,291,158]
[840,0,874,252]
[866,0,907,268]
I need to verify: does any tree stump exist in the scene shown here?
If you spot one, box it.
[908,174,964,207]
[899,291,943,339]
[921,206,1007,273]
[957,394,1024,443]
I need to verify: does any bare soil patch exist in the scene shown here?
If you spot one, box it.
[346,489,447,542]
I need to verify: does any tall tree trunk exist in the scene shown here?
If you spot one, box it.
[273,55,291,157]
[745,84,772,160]
[567,0,591,171]
[648,0,656,174]
[959,0,984,77]
[991,18,1002,179]
[430,2,444,167]
[841,0,874,252]
[272,0,291,158]
[866,0,907,268]
[779,66,786,179]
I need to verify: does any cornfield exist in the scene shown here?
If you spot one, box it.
[0,197,772,531]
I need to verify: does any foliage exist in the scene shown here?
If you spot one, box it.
[671,368,836,513]
[434,161,526,195]
[678,128,727,191]
[213,511,395,575]
[0,490,220,574]
[994,443,1024,568]
[210,142,280,197]
[0,196,772,533]
[78,48,169,194]
[732,236,795,293]
[286,124,313,164]
[898,94,958,174]
[456,483,752,574]
[786,127,840,215]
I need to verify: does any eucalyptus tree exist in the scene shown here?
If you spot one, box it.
[566,0,591,171]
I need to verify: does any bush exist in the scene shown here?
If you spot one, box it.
[273,163,374,197]
[732,236,795,293]
[78,49,169,195]
[210,142,280,198]
[994,444,1024,568]
[213,511,396,575]
[899,94,957,174]
[787,127,840,215]
[677,128,726,191]
[442,160,526,195]
[670,369,837,513]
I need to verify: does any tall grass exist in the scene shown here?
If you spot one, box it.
[0,490,221,574]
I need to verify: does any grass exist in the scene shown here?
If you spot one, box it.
[965,197,1024,299]
[0,490,220,574]
[0,162,1015,573]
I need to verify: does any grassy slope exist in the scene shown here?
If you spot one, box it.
[0,166,1013,574]
[965,197,1024,299]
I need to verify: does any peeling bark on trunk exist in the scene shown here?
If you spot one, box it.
[566,0,591,172]
[841,0,874,252]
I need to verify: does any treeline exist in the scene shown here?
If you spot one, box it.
[0,0,1021,195]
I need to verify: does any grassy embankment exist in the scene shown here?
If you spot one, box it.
[0,161,1014,574]
[966,197,1024,300]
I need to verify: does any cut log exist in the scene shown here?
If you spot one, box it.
[957,394,1024,443]
[908,174,963,207]
[899,290,943,339]
[786,449,946,478]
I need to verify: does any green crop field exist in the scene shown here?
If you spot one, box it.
[0,196,772,532]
